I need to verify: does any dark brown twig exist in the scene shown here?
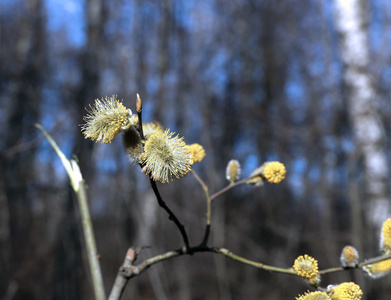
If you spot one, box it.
[149,178,190,251]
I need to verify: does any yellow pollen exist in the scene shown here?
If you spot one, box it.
[263,161,286,184]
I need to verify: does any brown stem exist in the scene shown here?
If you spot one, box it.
[108,245,296,300]
[108,249,137,300]
[318,253,391,275]
[109,247,391,299]
[191,170,212,246]
[210,175,259,201]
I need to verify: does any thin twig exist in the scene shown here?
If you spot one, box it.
[109,244,391,300]
[191,170,212,246]
[358,253,391,267]
[149,178,190,251]
[210,174,262,201]
[213,248,296,275]
[192,170,264,246]
[108,244,297,299]
[199,225,211,247]
[318,253,391,275]
[191,169,208,191]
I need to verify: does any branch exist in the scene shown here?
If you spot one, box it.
[108,245,296,300]
[108,248,138,300]
[36,124,106,300]
[193,170,266,247]
[149,178,190,251]
[209,173,264,201]
[109,244,391,300]
[318,252,391,275]
[191,170,211,246]
[77,180,106,300]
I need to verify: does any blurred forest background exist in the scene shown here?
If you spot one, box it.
[1,0,391,299]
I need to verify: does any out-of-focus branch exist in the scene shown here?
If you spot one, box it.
[76,180,106,300]
[36,124,106,300]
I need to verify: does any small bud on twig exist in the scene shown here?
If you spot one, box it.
[136,93,142,113]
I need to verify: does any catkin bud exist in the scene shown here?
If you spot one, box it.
[226,160,241,183]
[246,165,264,186]
[136,93,142,112]
[340,246,359,268]
[263,161,286,184]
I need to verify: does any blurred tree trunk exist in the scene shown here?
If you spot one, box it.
[334,0,390,228]
[74,0,105,176]
[0,0,46,298]
[155,0,171,123]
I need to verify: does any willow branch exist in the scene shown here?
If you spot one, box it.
[318,253,391,275]
[358,253,391,267]
[149,178,190,251]
[108,245,298,300]
[210,174,263,201]
[36,124,105,300]
[109,245,391,300]
[76,181,106,300]
[193,171,266,247]
[213,247,296,275]
[108,248,138,300]
[191,170,211,246]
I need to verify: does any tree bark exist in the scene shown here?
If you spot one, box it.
[334,0,390,227]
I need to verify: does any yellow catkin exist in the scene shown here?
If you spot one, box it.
[380,218,391,252]
[328,282,362,300]
[296,291,330,300]
[263,161,286,184]
[143,122,163,139]
[188,143,206,163]
[293,255,320,285]
[142,130,193,183]
[81,95,133,143]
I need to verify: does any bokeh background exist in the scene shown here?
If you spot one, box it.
[1,0,391,299]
